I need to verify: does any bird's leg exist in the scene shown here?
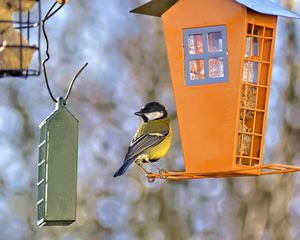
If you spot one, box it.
[135,160,151,175]
[135,158,156,183]
[144,159,167,178]
[144,159,161,171]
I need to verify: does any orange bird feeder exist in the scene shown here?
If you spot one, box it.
[130,0,300,180]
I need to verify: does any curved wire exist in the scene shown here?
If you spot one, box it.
[44,2,64,21]
[64,62,89,100]
[42,1,88,103]
[42,2,64,103]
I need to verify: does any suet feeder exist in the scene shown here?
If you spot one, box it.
[37,98,78,227]
[131,0,300,180]
[0,0,41,78]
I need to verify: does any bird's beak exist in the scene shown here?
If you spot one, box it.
[134,111,143,116]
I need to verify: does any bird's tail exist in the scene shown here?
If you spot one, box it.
[113,157,135,177]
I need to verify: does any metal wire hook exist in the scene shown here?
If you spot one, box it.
[64,63,88,100]
[42,1,88,103]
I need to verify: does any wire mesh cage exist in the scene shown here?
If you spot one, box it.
[236,23,274,168]
[0,0,41,78]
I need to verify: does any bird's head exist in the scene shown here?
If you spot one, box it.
[134,102,168,122]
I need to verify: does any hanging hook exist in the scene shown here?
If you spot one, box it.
[64,62,88,100]
[42,1,88,103]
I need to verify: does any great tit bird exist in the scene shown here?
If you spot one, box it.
[113,102,172,177]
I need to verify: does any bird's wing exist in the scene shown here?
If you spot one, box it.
[124,131,169,161]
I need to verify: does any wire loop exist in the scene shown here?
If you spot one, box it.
[42,1,88,103]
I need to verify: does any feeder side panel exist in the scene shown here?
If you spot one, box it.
[45,108,78,224]
[162,0,246,172]
[249,13,277,168]
[37,122,47,225]
[233,11,277,174]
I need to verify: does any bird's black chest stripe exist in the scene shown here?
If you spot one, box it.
[142,158,160,163]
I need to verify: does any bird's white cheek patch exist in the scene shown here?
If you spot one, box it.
[145,111,164,120]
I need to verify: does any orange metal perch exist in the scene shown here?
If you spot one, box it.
[146,164,300,181]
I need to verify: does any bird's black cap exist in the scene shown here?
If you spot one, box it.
[135,102,168,116]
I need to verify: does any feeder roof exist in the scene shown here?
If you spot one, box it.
[130,0,177,17]
[236,0,300,19]
[130,0,300,19]
[39,105,78,128]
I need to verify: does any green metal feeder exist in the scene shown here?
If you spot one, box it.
[37,97,78,227]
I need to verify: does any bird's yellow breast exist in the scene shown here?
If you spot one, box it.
[146,126,172,160]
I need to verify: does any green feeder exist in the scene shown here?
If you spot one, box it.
[37,97,78,227]
[37,1,88,227]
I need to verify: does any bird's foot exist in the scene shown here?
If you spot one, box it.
[147,176,156,183]
[158,168,168,179]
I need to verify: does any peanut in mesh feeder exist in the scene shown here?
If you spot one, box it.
[0,0,41,78]
[130,0,300,181]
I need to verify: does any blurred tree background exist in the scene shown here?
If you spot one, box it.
[0,0,300,239]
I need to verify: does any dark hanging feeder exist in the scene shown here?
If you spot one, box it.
[37,98,78,227]
[0,0,41,78]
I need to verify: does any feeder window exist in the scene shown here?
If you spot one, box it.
[184,26,228,86]
[188,34,203,54]
[208,58,224,78]
[208,32,223,52]
[189,59,205,80]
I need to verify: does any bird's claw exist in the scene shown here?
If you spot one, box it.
[147,177,156,183]
[158,169,168,179]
